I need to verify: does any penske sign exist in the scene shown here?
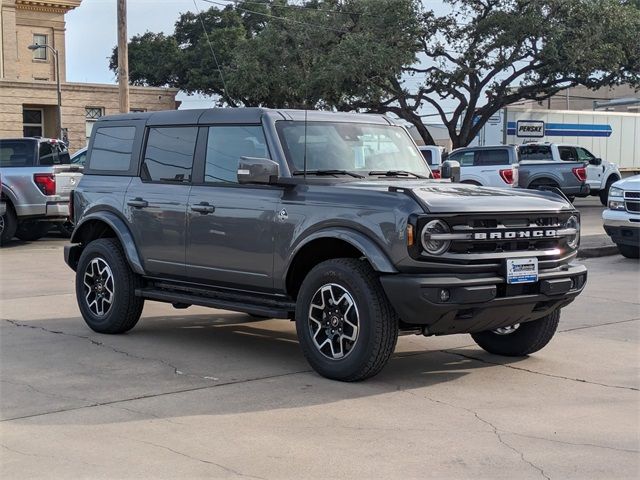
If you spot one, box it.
[516,120,545,138]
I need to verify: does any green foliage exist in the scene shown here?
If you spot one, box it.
[110,0,640,147]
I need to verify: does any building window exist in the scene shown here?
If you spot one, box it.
[23,108,44,137]
[85,107,104,141]
[32,34,48,60]
[130,108,146,113]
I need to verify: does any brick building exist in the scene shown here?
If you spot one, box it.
[0,0,178,152]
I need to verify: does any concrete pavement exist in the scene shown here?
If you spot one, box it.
[0,239,639,479]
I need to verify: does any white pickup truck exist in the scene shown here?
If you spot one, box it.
[519,143,620,205]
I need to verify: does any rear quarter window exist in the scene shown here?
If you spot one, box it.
[0,140,36,167]
[89,126,137,171]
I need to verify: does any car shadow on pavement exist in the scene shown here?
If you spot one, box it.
[1,312,531,425]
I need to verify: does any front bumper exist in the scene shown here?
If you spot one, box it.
[380,263,587,335]
[602,209,640,247]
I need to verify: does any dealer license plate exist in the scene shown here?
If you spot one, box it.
[506,258,538,284]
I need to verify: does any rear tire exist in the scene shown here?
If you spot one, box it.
[618,244,640,259]
[76,238,144,334]
[471,310,560,356]
[0,204,17,246]
[295,258,398,381]
[15,221,51,241]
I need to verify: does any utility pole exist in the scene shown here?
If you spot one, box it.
[117,0,129,113]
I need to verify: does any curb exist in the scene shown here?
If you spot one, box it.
[577,244,619,259]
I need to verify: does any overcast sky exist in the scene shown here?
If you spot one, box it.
[65,0,450,113]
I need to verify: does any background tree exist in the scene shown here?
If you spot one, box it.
[111,0,640,148]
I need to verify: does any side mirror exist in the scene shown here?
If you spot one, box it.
[237,157,280,185]
[440,160,461,183]
[589,157,602,166]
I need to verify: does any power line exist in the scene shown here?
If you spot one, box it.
[192,0,232,104]
[200,0,352,33]
[217,0,364,16]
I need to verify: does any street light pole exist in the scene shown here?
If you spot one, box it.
[28,44,62,140]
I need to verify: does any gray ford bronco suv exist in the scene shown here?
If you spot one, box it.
[65,108,587,381]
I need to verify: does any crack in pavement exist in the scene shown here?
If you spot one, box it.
[121,437,267,479]
[441,350,639,392]
[108,404,188,426]
[0,378,90,403]
[2,319,219,382]
[0,443,104,468]
[401,390,550,480]
[559,317,640,333]
[503,432,639,454]
[0,369,311,423]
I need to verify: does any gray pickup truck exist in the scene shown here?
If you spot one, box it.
[64,108,587,381]
[517,144,590,201]
[0,138,83,245]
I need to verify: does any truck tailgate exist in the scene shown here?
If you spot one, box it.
[53,165,83,198]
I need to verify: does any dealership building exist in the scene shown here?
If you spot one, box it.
[0,0,178,152]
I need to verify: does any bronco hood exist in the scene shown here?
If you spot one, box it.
[407,182,572,213]
[346,180,573,213]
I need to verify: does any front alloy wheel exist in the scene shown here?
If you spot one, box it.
[308,283,359,360]
[83,257,115,317]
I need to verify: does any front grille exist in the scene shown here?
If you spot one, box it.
[626,201,640,213]
[413,212,576,266]
[624,191,640,199]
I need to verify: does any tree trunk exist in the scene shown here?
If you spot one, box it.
[397,110,436,146]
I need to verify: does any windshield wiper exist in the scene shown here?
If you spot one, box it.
[293,170,364,178]
[368,170,427,179]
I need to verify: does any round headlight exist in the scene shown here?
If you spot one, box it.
[566,215,580,249]
[421,219,451,255]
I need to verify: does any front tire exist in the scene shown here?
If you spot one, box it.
[76,238,144,334]
[295,258,398,381]
[599,177,618,206]
[471,310,560,356]
[618,244,640,259]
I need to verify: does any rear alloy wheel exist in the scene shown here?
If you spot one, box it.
[76,238,144,333]
[295,258,398,381]
[471,310,560,356]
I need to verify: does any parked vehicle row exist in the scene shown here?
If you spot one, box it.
[0,138,82,245]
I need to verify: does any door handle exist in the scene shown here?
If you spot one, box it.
[191,202,215,214]
[127,198,148,208]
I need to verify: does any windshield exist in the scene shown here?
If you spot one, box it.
[276,121,431,176]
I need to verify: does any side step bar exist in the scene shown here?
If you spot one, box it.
[135,287,295,319]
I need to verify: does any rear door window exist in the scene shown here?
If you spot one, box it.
[519,145,552,161]
[0,140,36,167]
[141,127,198,183]
[204,126,269,184]
[90,126,137,171]
[476,149,510,166]
[420,149,433,165]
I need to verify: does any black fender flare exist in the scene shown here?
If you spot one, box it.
[71,211,145,275]
[283,227,398,284]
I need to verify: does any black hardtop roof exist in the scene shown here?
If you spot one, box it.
[0,137,62,144]
[97,107,392,126]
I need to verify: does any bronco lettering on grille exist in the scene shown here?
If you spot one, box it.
[473,230,557,240]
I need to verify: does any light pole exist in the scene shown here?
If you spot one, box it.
[28,44,62,140]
